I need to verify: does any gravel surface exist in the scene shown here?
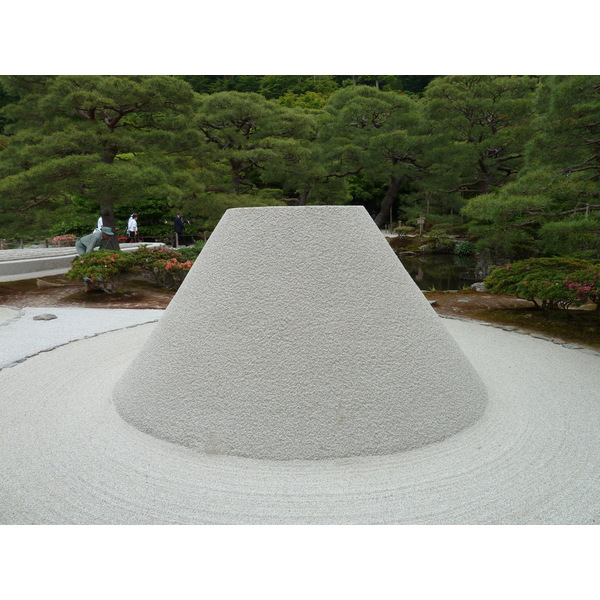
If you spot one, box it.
[0,306,164,369]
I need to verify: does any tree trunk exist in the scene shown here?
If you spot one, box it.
[100,203,121,251]
[230,158,242,194]
[298,189,310,206]
[374,174,404,227]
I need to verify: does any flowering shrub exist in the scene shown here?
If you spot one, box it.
[66,250,132,292]
[52,234,77,246]
[485,257,600,310]
[128,245,184,267]
[128,245,194,289]
[66,245,195,292]
[155,257,194,289]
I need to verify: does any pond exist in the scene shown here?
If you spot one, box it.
[398,254,479,291]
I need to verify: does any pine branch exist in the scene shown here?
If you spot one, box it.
[322,167,363,181]
[0,195,52,213]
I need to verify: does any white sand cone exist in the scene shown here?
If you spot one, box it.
[114,206,487,460]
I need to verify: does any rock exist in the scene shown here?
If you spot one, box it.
[33,313,58,321]
[36,279,64,288]
[530,333,552,341]
[580,349,600,356]
[470,282,486,292]
[428,300,437,306]
[419,245,430,252]
[563,343,582,349]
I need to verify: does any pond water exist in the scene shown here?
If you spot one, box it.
[398,254,479,291]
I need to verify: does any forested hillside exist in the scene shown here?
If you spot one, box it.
[0,74,598,260]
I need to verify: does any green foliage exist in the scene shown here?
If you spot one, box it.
[177,240,206,261]
[194,192,285,230]
[424,75,538,195]
[0,75,203,243]
[195,91,323,203]
[394,226,413,237]
[454,241,476,256]
[538,217,600,259]
[475,228,536,260]
[1,74,598,261]
[51,216,99,237]
[528,76,600,183]
[66,245,196,292]
[462,76,600,257]
[258,76,339,99]
[66,250,131,292]
[320,85,431,224]
[127,245,194,289]
[127,245,184,268]
[427,227,455,254]
[485,257,600,309]
[178,75,437,98]
[278,91,329,110]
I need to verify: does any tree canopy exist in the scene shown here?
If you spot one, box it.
[0,75,202,245]
[0,74,598,261]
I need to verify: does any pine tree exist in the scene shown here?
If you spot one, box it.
[0,75,202,245]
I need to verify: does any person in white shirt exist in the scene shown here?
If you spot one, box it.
[94,215,103,233]
[126,213,139,242]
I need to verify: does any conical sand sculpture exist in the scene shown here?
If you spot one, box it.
[114,206,487,460]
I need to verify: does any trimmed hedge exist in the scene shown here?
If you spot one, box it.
[67,245,197,292]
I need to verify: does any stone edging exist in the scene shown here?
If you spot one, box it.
[440,314,600,358]
[0,316,159,371]
[1,306,597,372]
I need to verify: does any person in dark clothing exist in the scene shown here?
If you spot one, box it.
[173,213,185,247]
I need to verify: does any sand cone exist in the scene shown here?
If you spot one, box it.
[114,206,486,460]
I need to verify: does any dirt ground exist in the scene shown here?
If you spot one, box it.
[425,289,600,350]
[0,274,174,310]
[1,274,598,350]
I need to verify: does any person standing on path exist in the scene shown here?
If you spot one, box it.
[173,212,185,247]
[75,227,115,256]
[126,213,139,243]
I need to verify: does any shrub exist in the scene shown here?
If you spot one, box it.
[154,257,194,289]
[484,257,600,309]
[128,245,184,269]
[128,245,194,290]
[52,234,77,246]
[66,250,132,292]
[177,240,206,261]
[454,241,476,256]
[394,226,414,238]
[66,245,196,292]
[428,227,455,254]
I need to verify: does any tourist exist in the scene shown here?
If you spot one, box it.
[126,213,139,243]
[173,212,185,247]
[75,226,114,255]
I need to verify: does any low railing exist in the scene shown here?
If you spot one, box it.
[0,238,63,250]
[0,233,208,250]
